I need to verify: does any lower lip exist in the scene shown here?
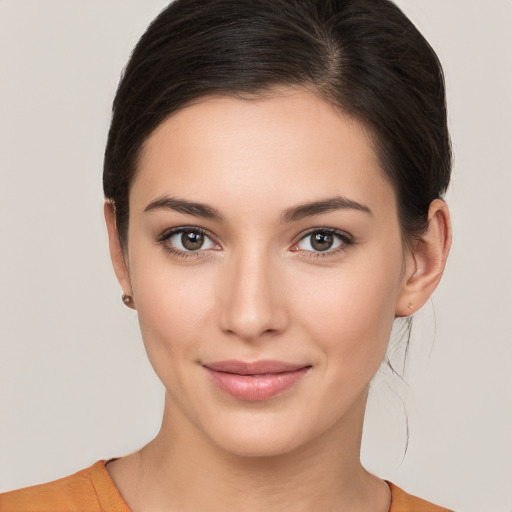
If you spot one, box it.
[205,367,310,401]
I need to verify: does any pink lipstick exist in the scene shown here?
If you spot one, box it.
[203,360,310,401]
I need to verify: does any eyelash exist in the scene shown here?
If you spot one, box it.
[156,226,355,260]
[156,226,217,260]
[292,227,355,259]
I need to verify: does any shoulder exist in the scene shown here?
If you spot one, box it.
[0,461,130,512]
[388,481,454,512]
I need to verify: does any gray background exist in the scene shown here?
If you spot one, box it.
[1,1,511,511]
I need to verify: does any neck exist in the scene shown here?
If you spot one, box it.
[110,390,390,512]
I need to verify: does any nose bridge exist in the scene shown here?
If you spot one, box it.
[219,241,287,341]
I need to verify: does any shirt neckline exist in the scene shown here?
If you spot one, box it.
[96,459,400,512]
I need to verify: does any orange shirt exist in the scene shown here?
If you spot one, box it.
[0,461,453,512]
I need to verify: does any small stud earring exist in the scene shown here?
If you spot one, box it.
[408,303,414,310]
[122,293,133,307]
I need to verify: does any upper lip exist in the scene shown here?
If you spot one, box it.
[203,360,310,375]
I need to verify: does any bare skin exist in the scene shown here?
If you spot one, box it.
[105,88,451,512]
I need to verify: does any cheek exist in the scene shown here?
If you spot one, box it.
[129,253,216,383]
[292,250,403,373]
[128,227,404,397]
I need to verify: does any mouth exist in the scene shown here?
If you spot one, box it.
[203,360,311,401]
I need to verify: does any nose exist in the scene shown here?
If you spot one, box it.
[218,246,288,342]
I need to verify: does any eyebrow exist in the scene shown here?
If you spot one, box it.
[280,196,372,223]
[143,195,372,223]
[144,196,225,221]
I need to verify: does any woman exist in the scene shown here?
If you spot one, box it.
[1,0,454,510]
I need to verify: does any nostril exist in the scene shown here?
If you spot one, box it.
[219,299,288,341]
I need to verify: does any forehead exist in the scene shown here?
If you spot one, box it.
[131,89,396,217]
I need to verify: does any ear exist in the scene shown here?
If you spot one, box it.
[104,201,134,307]
[395,199,452,317]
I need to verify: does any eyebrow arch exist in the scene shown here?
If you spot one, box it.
[143,194,372,223]
[280,196,372,223]
[144,196,225,221]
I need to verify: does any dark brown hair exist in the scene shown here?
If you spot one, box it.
[103,0,451,247]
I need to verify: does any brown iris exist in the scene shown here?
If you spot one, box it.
[310,232,334,251]
[181,231,205,250]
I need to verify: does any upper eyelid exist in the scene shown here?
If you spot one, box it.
[298,227,351,237]
[158,226,353,249]
[158,227,219,257]
[159,225,213,241]
[296,227,353,243]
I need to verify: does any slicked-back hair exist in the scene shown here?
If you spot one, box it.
[103,0,451,248]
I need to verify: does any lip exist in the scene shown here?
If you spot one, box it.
[203,360,311,401]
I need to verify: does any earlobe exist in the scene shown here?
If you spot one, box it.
[104,201,134,307]
[395,199,452,317]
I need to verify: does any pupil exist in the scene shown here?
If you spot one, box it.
[182,231,204,250]
[311,232,333,251]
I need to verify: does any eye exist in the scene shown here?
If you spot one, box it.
[293,228,353,255]
[158,226,219,256]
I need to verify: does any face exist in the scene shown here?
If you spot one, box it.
[119,89,414,456]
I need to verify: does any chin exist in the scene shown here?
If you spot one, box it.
[198,410,316,459]
[213,430,304,458]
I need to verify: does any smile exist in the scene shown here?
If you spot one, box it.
[203,360,311,401]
